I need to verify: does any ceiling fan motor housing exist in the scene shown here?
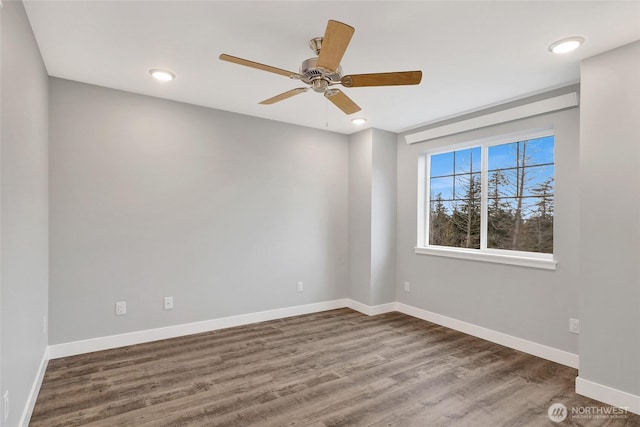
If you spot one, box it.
[299,57,342,92]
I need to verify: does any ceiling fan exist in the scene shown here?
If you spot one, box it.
[219,20,422,115]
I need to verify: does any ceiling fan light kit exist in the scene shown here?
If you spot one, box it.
[219,20,422,115]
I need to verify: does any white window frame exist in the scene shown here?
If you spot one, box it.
[416,128,557,270]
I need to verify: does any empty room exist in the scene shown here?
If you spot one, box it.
[1,0,639,426]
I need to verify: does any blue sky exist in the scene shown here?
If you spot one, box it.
[429,136,554,203]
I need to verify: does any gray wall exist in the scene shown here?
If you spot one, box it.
[348,130,372,304]
[49,78,349,344]
[348,129,396,306]
[370,129,396,306]
[579,41,640,396]
[396,99,581,354]
[1,1,50,425]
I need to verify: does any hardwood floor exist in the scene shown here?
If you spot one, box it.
[31,309,639,426]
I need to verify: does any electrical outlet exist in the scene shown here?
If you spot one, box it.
[164,296,173,310]
[115,301,127,316]
[569,318,580,334]
[3,390,9,423]
[297,282,304,292]
[404,281,411,292]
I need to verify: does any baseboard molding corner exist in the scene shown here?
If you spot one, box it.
[395,302,579,369]
[345,299,397,316]
[19,346,50,427]
[48,299,348,359]
[576,376,640,415]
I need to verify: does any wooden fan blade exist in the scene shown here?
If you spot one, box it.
[316,20,355,72]
[259,88,309,105]
[341,71,423,88]
[219,54,299,78]
[324,89,361,115]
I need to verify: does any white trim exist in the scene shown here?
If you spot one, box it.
[417,129,556,268]
[19,347,49,427]
[396,82,579,135]
[395,302,579,368]
[48,299,347,359]
[416,155,427,247]
[345,299,396,316]
[480,144,489,250]
[46,299,578,368]
[576,376,640,415]
[414,246,557,270]
[405,92,578,144]
[26,299,586,427]
[43,300,582,404]
[48,298,401,359]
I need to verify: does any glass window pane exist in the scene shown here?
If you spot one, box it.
[487,169,510,199]
[450,207,481,249]
[429,200,454,246]
[523,165,554,197]
[454,147,482,174]
[430,152,454,177]
[430,176,453,201]
[488,137,555,171]
[454,173,481,199]
[487,201,515,250]
[430,195,481,249]
[487,197,552,253]
[488,142,517,171]
[493,168,518,198]
[425,133,553,256]
[525,136,554,166]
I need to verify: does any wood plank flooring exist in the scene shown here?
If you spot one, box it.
[30,309,639,426]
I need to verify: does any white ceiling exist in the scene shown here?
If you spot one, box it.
[24,1,640,135]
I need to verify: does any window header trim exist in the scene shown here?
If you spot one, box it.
[405,92,577,145]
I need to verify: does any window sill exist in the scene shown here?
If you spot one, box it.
[414,247,557,270]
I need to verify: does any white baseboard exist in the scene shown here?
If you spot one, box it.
[19,347,49,427]
[48,299,347,359]
[48,299,400,359]
[576,376,640,415]
[34,298,593,426]
[395,302,579,369]
[345,299,396,316]
[48,299,580,371]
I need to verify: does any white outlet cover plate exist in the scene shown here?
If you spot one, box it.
[569,318,580,334]
[115,301,126,315]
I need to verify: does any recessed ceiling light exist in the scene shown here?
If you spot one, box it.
[351,117,367,125]
[149,69,176,81]
[548,37,584,54]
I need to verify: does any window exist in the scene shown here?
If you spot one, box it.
[417,130,555,269]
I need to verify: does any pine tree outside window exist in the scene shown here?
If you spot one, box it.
[417,129,555,269]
